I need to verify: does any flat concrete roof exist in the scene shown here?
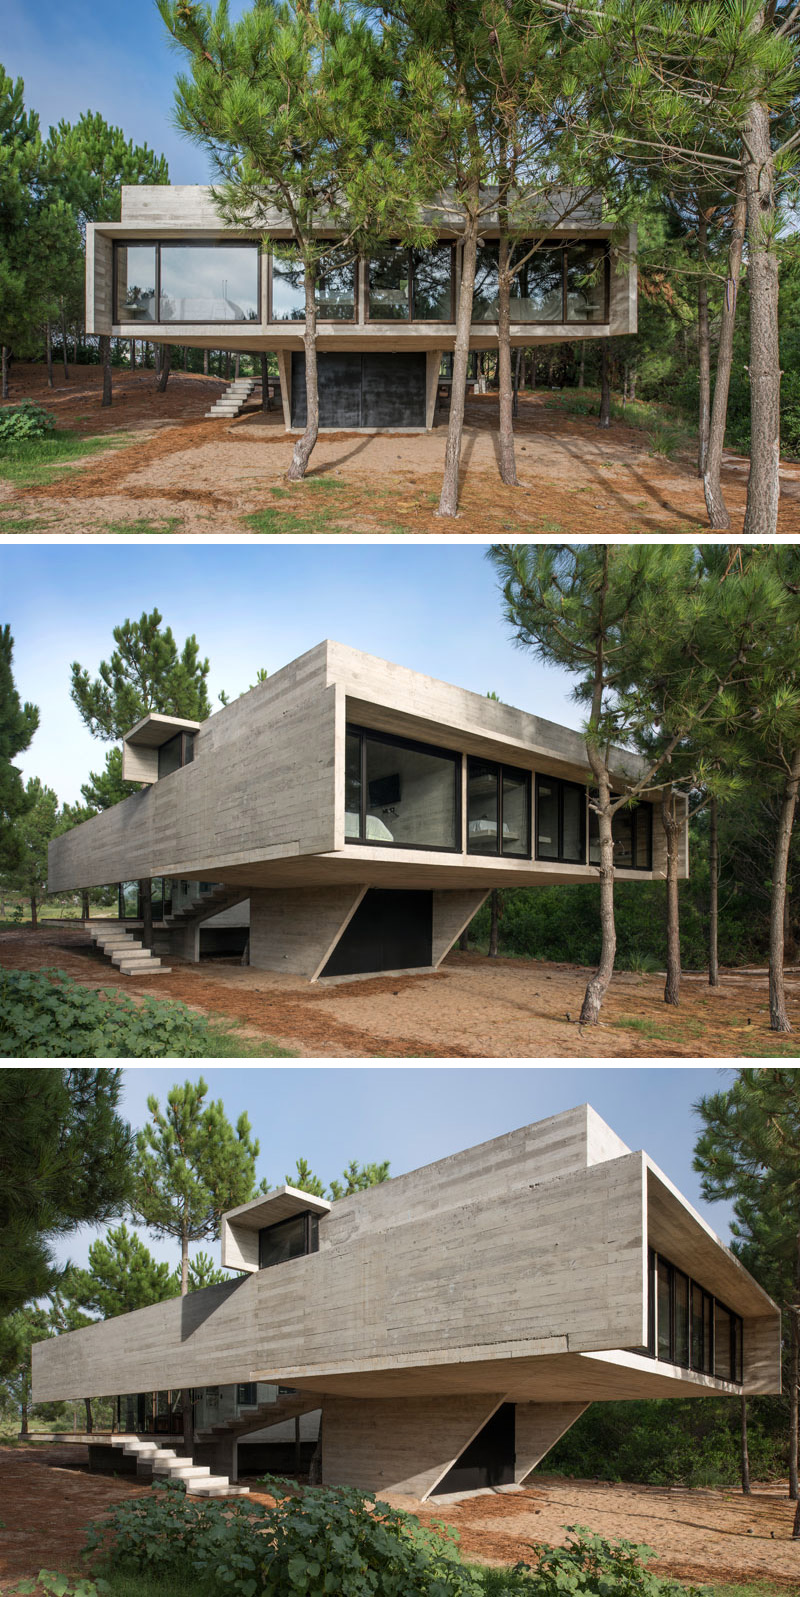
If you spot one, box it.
[124,713,201,748]
[224,1185,332,1230]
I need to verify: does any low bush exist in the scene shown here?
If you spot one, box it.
[481,1527,698,1597]
[545,1397,788,1487]
[84,1478,482,1597]
[0,966,210,1057]
[0,400,57,444]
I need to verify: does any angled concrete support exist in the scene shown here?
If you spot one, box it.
[249,884,366,978]
[432,889,490,966]
[515,1401,589,1484]
[322,1393,504,1500]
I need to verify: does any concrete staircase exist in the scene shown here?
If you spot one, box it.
[163,882,244,928]
[205,378,255,420]
[109,1435,250,1498]
[195,1388,320,1445]
[86,922,171,976]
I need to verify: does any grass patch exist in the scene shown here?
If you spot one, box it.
[204,1019,296,1059]
[542,389,693,458]
[0,430,118,488]
[244,504,348,533]
[0,512,56,531]
[612,1016,673,1040]
[105,517,183,534]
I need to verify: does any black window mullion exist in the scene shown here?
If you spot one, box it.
[562,246,567,324]
[156,244,161,323]
[360,729,367,841]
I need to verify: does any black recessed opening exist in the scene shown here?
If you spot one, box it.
[291,352,426,428]
[431,1402,516,1495]
[321,888,433,977]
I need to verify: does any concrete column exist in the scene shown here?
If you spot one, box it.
[249,884,367,979]
[432,889,490,966]
[514,1401,589,1484]
[322,1393,504,1500]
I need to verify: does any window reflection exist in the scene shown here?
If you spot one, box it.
[369,246,410,319]
[536,775,585,863]
[412,245,453,319]
[159,244,259,322]
[346,725,458,849]
[589,800,652,869]
[116,244,157,322]
[271,249,356,321]
[566,243,606,322]
[472,241,564,323]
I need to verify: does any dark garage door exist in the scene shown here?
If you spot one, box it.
[321,888,433,978]
[431,1403,516,1495]
[291,352,426,428]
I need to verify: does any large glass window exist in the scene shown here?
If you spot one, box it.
[259,1211,319,1270]
[566,242,607,323]
[467,757,530,857]
[369,246,410,320]
[536,775,586,864]
[346,725,460,851]
[512,245,563,321]
[159,243,259,322]
[270,249,356,321]
[119,881,140,919]
[412,244,453,320]
[647,1248,743,1382]
[115,243,157,322]
[589,800,652,870]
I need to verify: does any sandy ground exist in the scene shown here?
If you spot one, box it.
[2,922,799,1058]
[2,363,799,535]
[1,1446,798,1591]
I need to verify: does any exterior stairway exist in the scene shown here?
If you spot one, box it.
[163,882,247,929]
[86,922,171,976]
[205,378,255,420]
[109,1435,250,1498]
[195,1388,321,1446]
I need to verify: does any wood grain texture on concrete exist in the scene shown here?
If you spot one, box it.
[322,1394,503,1498]
[515,1401,589,1484]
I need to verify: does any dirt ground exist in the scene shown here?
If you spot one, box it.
[2,922,798,1058]
[2,363,799,535]
[1,1446,799,1592]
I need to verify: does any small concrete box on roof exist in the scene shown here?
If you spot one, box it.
[32,1105,781,1500]
[87,184,637,432]
[48,641,688,982]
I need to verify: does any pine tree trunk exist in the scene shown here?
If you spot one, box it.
[439,202,480,517]
[156,343,172,393]
[183,346,188,372]
[203,349,208,376]
[742,101,781,536]
[697,210,711,478]
[20,1398,28,1437]
[85,1397,94,1435]
[100,333,112,408]
[769,747,800,1031]
[598,346,611,427]
[225,351,230,381]
[81,890,90,922]
[309,1414,323,1484]
[288,268,319,480]
[709,795,719,986]
[629,365,637,401]
[130,339,135,369]
[1,346,9,399]
[497,233,518,487]
[581,779,616,1025]
[46,322,54,388]
[61,309,69,379]
[488,889,499,957]
[140,878,153,950]
[740,1394,751,1494]
[662,791,681,1006]
[30,894,38,930]
[704,188,746,529]
[261,352,271,410]
[790,1296,799,1500]
[235,353,240,379]
[578,341,585,389]
[180,1229,193,1451]
[530,350,536,390]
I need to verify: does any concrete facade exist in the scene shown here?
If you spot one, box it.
[32,1106,780,1502]
[48,641,687,983]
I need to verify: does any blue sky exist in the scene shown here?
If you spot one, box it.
[4,544,583,806]
[52,1064,740,1275]
[4,0,233,183]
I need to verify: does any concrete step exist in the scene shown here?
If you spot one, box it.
[102,937,142,952]
[115,960,172,976]
[152,1455,194,1473]
[189,1480,251,1498]
[111,952,162,969]
[163,1466,212,1482]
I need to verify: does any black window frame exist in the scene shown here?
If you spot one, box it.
[466,756,532,858]
[258,1210,320,1271]
[645,1247,743,1384]
[267,244,358,325]
[118,876,173,921]
[470,239,610,326]
[345,723,462,854]
[157,730,195,781]
[113,239,262,327]
[535,773,587,864]
[365,242,456,324]
[588,797,653,871]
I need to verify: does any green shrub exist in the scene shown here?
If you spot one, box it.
[544,1397,788,1488]
[495,1527,698,1597]
[0,400,57,444]
[84,1478,482,1597]
[0,966,210,1057]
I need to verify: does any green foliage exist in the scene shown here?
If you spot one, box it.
[13,1573,108,1597]
[0,432,114,488]
[70,606,212,742]
[288,1157,391,1201]
[0,623,39,858]
[84,1477,482,1597]
[544,1397,788,1487]
[0,401,56,442]
[0,1065,131,1315]
[0,966,211,1058]
[0,775,73,919]
[498,1527,695,1597]
[130,1076,260,1286]
[60,1222,178,1319]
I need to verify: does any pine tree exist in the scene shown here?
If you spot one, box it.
[0,624,39,857]
[62,1223,177,1319]
[0,776,73,927]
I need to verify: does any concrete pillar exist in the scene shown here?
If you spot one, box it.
[249,884,366,979]
[321,1393,504,1500]
[432,889,489,966]
[515,1401,589,1484]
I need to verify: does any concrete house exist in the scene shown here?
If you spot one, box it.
[88,185,637,431]
[48,641,688,981]
[31,1106,781,1501]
